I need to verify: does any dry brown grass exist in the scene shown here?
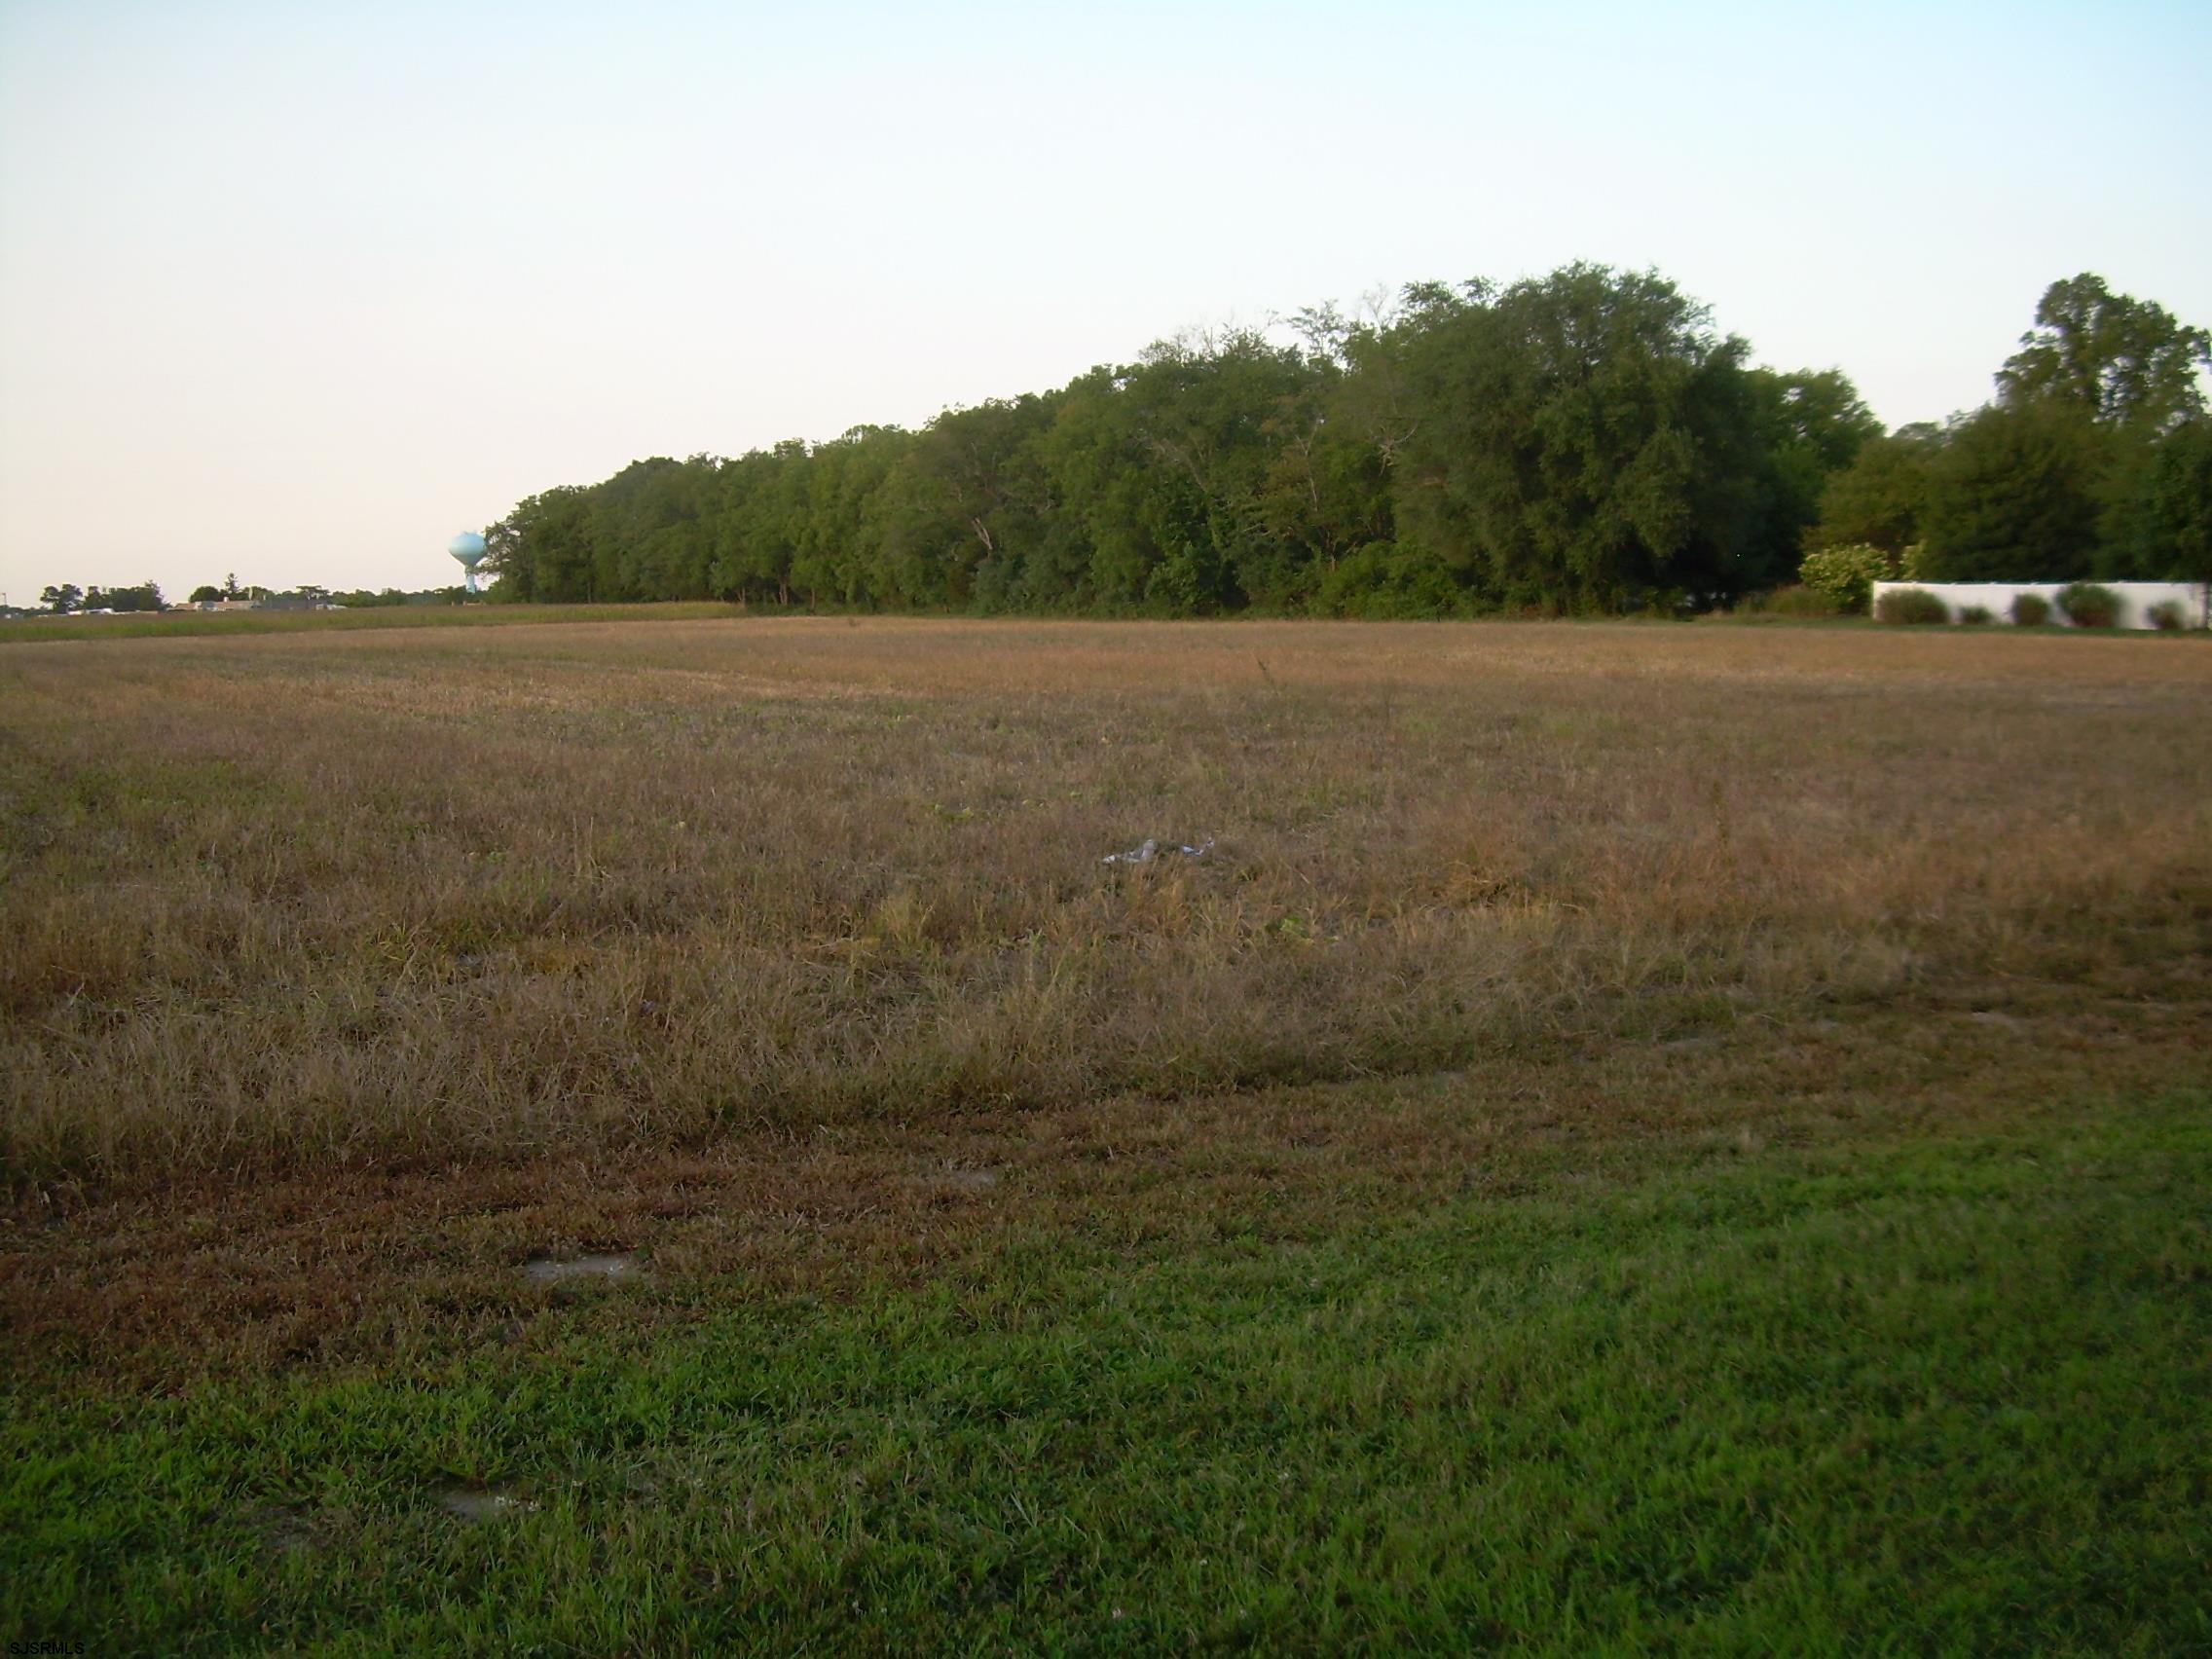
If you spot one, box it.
[4,617,2208,1191]
[6,991,2199,1380]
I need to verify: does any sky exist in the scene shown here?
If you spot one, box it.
[1,0,2207,603]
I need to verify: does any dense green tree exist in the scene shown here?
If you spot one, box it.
[486,485,597,602]
[573,457,718,601]
[1114,330,1314,610]
[1022,366,1157,606]
[1982,275,2211,581]
[2092,433,2164,580]
[1803,425,1942,555]
[2152,422,2212,586]
[702,441,803,604]
[109,581,164,611]
[2103,419,2212,586]
[1997,274,2210,432]
[1746,367,1884,577]
[882,397,1057,608]
[1919,403,2107,580]
[1392,264,1769,608]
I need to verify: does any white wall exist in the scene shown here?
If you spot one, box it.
[1869,580,2208,630]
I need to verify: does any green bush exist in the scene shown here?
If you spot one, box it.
[1311,542,1469,619]
[2147,600,2190,632]
[1875,588,1949,625]
[1956,605,1994,625]
[2011,592,2052,626]
[2058,582,2120,629]
[1798,543,1921,613]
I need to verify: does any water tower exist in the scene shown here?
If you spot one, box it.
[449,532,488,596]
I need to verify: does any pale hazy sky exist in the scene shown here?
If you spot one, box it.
[2,0,2207,602]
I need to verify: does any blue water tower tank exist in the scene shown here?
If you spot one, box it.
[450,531,489,594]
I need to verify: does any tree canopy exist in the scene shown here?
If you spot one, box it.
[37,580,162,613]
[1997,274,2210,433]
[479,265,2208,613]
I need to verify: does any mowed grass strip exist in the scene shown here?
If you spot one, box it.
[4,1081,2205,1653]
[5,992,2200,1382]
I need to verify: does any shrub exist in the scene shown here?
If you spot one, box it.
[1798,544,1919,613]
[1875,588,1949,625]
[1311,542,1468,619]
[2057,582,2120,629]
[1956,605,1994,625]
[2147,600,2189,632]
[2011,592,2051,626]
[1746,584,1840,618]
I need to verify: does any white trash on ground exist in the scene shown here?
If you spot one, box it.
[1102,836,1216,866]
[518,1253,645,1285]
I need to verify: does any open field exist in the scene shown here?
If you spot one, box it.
[4,618,2209,1650]
[0,600,748,645]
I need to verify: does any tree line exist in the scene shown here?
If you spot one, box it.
[488,263,1885,614]
[1808,274,2210,588]
[25,268,2206,621]
[35,268,2199,621]
[34,581,166,613]
[26,576,474,613]
[176,575,469,608]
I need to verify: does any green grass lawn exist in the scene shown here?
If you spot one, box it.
[8,1079,2205,1654]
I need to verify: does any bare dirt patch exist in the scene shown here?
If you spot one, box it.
[519,1252,646,1285]
[437,1485,537,1524]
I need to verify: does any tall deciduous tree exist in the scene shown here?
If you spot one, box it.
[1393,264,1765,608]
[1997,274,2210,432]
